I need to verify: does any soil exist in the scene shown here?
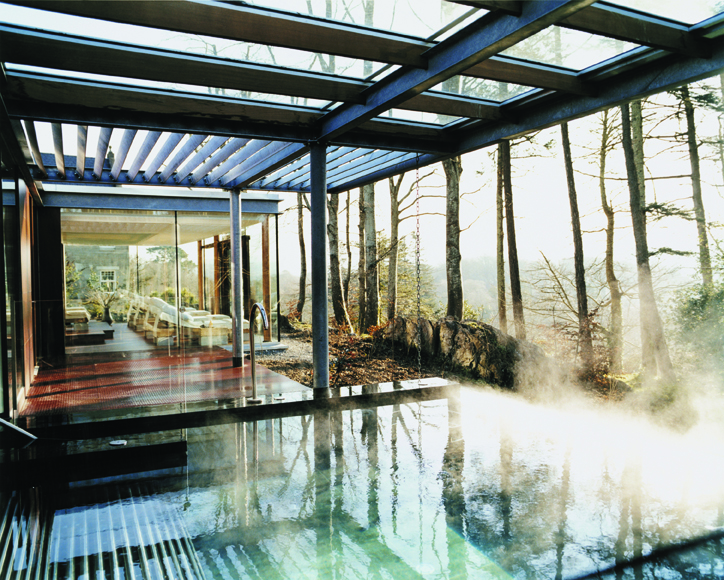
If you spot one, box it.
[257,328,444,388]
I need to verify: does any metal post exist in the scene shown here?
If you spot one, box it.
[230,189,244,367]
[310,142,330,395]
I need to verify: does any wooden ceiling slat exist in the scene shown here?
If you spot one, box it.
[142,133,184,182]
[23,120,46,177]
[51,122,65,179]
[126,130,161,181]
[110,128,137,181]
[76,125,87,178]
[158,134,206,183]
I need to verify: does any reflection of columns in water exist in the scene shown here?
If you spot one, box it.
[499,423,513,541]
[442,388,468,580]
[391,402,401,535]
[615,458,643,580]
[554,447,571,580]
[314,409,333,571]
[331,405,345,577]
[361,385,380,530]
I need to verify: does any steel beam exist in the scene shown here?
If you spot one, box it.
[315,0,595,141]
[230,189,244,368]
[309,142,329,394]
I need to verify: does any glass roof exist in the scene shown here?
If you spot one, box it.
[434,76,535,102]
[242,0,477,39]
[605,0,724,25]
[502,26,638,71]
[0,4,391,81]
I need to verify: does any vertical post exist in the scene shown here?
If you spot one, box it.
[310,142,329,394]
[197,240,204,311]
[230,189,244,367]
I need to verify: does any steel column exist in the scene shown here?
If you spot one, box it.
[310,141,329,395]
[230,189,245,368]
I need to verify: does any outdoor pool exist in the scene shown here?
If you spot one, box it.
[3,384,724,578]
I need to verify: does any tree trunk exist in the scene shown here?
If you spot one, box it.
[343,190,351,304]
[363,183,379,331]
[387,175,403,321]
[561,122,593,367]
[496,144,508,334]
[621,102,676,383]
[443,157,463,320]
[599,110,623,373]
[296,192,307,319]
[630,100,655,372]
[501,140,526,339]
[328,192,352,328]
[357,187,366,332]
[681,84,713,285]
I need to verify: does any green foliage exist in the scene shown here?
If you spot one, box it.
[146,246,188,263]
[65,259,82,300]
[671,283,724,379]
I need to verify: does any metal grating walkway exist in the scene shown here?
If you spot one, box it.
[0,486,206,580]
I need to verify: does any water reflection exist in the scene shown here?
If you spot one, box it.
[7,386,724,578]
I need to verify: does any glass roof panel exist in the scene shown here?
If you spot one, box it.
[384,110,460,125]
[605,0,723,25]
[433,76,535,102]
[6,64,333,109]
[243,0,476,39]
[1,4,391,80]
[501,26,638,71]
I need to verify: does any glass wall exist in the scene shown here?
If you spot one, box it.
[61,208,278,355]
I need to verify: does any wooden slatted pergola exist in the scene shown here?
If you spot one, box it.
[1,0,724,391]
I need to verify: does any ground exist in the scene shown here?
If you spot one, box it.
[260,327,624,401]
[259,328,443,388]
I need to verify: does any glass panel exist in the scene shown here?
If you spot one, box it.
[2,6,391,81]
[62,208,177,354]
[2,203,21,417]
[435,76,535,101]
[245,0,475,38]
[605,0,722,25]
[176,212,232,351]
[501,26,638,71]
[243,213,277,344]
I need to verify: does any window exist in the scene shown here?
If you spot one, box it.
[100,269,117,292]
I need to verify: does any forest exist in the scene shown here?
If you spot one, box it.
[279,76,724,397]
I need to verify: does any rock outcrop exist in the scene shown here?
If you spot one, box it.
[384,316,547,389]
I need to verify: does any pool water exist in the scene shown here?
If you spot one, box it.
[3,385,724,578]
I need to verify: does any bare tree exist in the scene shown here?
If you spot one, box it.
[560,121,593,367]
[363,183,379,331]
[496,144,508,334]
[296,192,309,319]
[343,191,352,304]
[443,157,464,320]
[621,102,676,383]
[501,140,526,339]
[598,109,624,373]
[357,187,367,331]
[328,192,352,328]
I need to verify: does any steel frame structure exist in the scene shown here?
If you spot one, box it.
[2,0,724,392]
